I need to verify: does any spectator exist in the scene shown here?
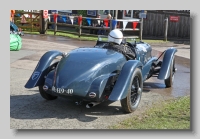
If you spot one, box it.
[10,10,15,23]
[107,14,112,20]
[88,14,101,34]
[94,14,101,34]
[106,13,112,27]
[20,15,27,26]
[96,14,101,25]
[97,20,105,35]
[97,13,112,35]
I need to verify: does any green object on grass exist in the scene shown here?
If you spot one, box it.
[10,34,22,51]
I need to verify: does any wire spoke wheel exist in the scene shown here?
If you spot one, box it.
[120,68,143,113]
[131,76,141,106]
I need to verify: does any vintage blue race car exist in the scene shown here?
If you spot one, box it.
[24,38,177,113]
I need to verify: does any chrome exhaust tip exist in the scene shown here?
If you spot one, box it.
[86,103,94,108]
[86,102,100,108]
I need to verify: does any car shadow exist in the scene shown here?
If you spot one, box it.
[143,82,166,89]
[10,92,126,122]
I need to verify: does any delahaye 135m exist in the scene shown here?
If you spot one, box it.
[25,29,177,113]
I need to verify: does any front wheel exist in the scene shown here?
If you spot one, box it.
[164,56,176,88]
[120,68,143,113]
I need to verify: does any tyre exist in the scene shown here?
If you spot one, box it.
[164,56,175,88]
[38,59,59,100]
[120,68,143,113]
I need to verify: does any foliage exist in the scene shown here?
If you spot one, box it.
[24,30,169,43]
[110,96,190,129]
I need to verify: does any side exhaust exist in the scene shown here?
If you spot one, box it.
[86,102,100,108]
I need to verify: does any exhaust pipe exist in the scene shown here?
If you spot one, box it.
[86,102,100,108]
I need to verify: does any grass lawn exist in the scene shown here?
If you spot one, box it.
[109,96,190,129]
[23,30,170,43]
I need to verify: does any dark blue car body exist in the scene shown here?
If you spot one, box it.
[25,39,177,113]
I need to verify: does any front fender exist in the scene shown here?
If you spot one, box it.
[108,60,143,101]
[24,50,63,88]
[158,48,177,80]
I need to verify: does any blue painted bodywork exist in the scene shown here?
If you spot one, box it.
[25,50,63,88]
[46,48,127,101]
[25,41,177,102]
[158,48,177,79]
[108,60,143,101]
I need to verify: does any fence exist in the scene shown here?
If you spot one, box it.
[14,11,42,32]
[143,11,190,39]
[13,10,189,40]
[46,13,143,40]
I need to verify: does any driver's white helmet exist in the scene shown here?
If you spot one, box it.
[108,29,123,45]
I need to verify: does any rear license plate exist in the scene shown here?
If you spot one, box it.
[52,86,73,95]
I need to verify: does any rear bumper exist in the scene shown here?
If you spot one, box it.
[45,89,102,102]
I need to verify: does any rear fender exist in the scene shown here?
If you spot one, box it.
[87,73,117,101]
[24,50,63,88]
[158,48,177,80]
[108,60,143,101]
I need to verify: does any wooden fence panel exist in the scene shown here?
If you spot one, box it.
[47,14,142,39]
[14,11,41,32]
[12,10,190,39]
[143,12,190,39]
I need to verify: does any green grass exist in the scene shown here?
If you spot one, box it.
[109,96,190,129]
[24,30,100,41]
[23,30,169,43]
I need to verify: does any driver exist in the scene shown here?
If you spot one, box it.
[102,29,136,60]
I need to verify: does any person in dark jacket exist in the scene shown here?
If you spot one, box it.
[102,29,136,60]
[97,14,112,35]
[88,14,101,34]
[97,20,106,35]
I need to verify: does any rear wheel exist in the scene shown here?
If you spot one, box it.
[39,59,59,100]
[120,68,143,113]
[165,56,175,88]
[39,86,57,100]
